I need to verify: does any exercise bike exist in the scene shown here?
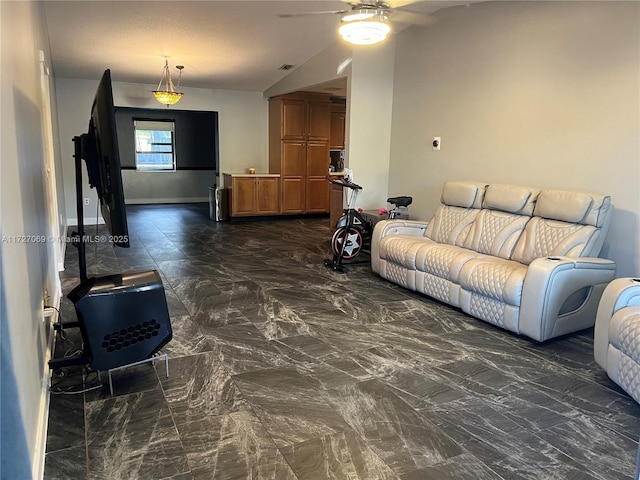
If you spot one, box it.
[324,177,372,273]
[324,178,414,273]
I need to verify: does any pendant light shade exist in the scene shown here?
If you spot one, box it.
[152,59,184,106]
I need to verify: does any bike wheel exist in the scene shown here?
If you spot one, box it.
[331,226,364,259]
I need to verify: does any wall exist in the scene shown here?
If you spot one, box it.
[389,1,640,277]
[121,170,215,204]
[264,41,353,98]
[55,78,268,221]
[1,1,65,478]
[346,40,396,209]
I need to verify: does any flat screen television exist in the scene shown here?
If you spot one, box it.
[83,69,129,248]
[48,70,172,375]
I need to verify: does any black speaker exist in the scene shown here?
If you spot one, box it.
[67,269,172,371]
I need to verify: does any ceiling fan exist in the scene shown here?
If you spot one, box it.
[279,1,434,45]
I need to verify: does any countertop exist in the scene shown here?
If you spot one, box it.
[223,173,281,178]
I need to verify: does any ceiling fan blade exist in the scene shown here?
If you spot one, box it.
[390,7,438,26]
[384,0,423,7]
[279,10,348,18]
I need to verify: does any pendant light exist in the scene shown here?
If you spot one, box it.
[152,58,184,106]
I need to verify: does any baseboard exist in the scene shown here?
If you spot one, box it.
[32,290,61,480]
[66,216,106,228]
[57,219,68,272]
[126,197,208,205]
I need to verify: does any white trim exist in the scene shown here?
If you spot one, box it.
[126,197,208,205]
[66,216,106,227]
[58,217,68,272]
[32,290,61,480]
[39,50,64,280]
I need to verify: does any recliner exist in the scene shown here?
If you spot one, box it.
[594,277,640,404]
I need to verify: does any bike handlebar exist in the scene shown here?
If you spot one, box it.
[326,176,362,190]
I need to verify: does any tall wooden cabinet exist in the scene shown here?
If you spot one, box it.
[269,93,331,214]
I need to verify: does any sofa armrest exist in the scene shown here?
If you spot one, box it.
[371,220,428,274]
[594,278,640,368]
[519,256,617,341]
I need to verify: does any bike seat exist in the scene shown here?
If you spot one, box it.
[387,196,413,208]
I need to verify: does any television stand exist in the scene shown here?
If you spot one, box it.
[49,319,88,372]
[97,353,169,395]
[49,352,89,372]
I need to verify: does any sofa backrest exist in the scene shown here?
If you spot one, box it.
[511,188,612,265]
[424,181,486,246]
[463,184,540,260]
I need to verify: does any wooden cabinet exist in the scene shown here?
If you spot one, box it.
[224,174,279,217]
[269,93,331,214]
[330,105,346,150]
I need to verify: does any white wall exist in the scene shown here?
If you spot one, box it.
[264,41,353,98]
[347,40,396,209]
[1,1,64,478]
[55,78,268,221]
[389,1,640,277]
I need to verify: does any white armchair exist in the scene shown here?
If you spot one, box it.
[594,277,640,404]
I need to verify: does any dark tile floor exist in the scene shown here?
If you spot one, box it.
[44,203,639,479]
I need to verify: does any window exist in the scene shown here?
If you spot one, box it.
[134,120,176,171]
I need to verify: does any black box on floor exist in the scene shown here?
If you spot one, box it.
[68,269,172,371]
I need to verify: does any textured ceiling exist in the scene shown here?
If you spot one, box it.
[43,1,478,93]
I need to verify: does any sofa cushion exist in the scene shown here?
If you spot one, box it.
[610,307,640,365]
[510,187,611,265]
[459,257,528,307]
[511,217,599,265]
[441,181,486,208]
[424,182,487,246]
[534,189,611,227]
[424,205,481,246]
[463,210,530,260]
[483,184,540,215]
[379,235,432,269]
[415,243,478,282]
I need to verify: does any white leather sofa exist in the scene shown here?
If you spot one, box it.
[371,181,616,342]
[594,278,640,403]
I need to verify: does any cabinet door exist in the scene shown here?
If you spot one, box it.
[330,111,346,150]
[282,141,306,177]
[232,177,256,216]
[281,178,304,214]
[306,142,330,177]
[307,101,331,142]
[306,177,330,213]
[256,178,279,214]
[281,99,306,140]
[306,142,330,213]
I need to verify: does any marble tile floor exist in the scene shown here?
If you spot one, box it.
[44,203,639,480]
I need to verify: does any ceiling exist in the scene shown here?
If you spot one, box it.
[42,1,479,96]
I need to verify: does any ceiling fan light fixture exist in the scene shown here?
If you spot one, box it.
[152,58,184,106]
[339,11,390,45]
[341,9,376,22]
